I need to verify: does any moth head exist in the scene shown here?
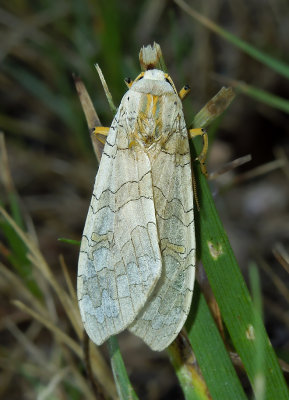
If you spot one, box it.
[131,69,177,96]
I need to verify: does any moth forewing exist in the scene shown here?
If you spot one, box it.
[77,89,163,346]
[128,73,195,351]
[77,69,196,351]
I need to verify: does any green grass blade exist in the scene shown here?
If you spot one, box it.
[0,193,42,298]
[95,64,117,114]
[8,193,25,229]
[249,263,266,400]
[175,0,289,80]
[168,334,211,400]
[191,149,289,399]
[185,283,247,400]
[0,218,42,298]
[58,238,81,246]
[233,80,289,114]
[107,336,139,400]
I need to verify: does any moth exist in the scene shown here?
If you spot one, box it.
[77,66,207,351]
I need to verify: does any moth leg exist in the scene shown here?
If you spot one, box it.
[93,126,109,145]
[189,128,208,177]
[178,85,191,100]
[124,77,133,89]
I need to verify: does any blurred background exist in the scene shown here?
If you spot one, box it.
[1,0,289,398]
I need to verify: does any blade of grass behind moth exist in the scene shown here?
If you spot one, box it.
[95,64,117,115]
[59,254,78,306]
[175,0,289,81]
[191,138,289,399]
[108,336,139,400]
[73,74,104,161]
[184,283,247,400]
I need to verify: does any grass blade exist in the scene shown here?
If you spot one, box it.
[233,80,289,114]
[168,335,211,400]
[191,146,289,399]
[95,64,117,114]
[108,336,139,400]
[175,0,289,80]
[185,283,247,400]
[249,263,266,400]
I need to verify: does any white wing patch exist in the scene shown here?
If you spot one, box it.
[77,68,196,351]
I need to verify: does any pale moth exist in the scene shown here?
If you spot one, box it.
[77,48,207,351]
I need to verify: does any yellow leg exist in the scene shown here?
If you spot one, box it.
[93,126,109,145]
[189,128,208,177]
[178,85,191,100]
[124,77,133,89]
